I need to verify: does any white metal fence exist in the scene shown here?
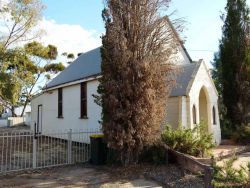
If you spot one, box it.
[0,129,100,174]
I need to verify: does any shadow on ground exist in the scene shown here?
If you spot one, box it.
[0,164,204,188]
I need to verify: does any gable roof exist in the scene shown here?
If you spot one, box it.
[166,17,192,63]
[45,46,198,95]
[45,47,101,89]
[170,61,201,97]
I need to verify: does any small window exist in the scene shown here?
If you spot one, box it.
[80,82,87,118]
[213,106,216,125]
[58,88,63,118]
[192,105,197,124]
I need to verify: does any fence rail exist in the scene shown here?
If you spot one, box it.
[0,129,100,174]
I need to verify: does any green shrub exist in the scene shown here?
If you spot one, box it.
[212,156,249,187]
[106,147,122,165]
[139,142,166,164]
[232,124,250,144]
[220,118,234,139]
[161,122,215,157]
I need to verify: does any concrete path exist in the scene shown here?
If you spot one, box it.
[217,152,250,170]
[101,179,161,188]
[212,145,249,159]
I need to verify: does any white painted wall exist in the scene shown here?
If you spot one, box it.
[187,62,221,144]
[31,61,221,144]
[0,120,7,127]
[31,80,102,134]
[166,97,180,129]
[169,45,191,65]
[25,112,31,126]
[31,94,44,130]
[8,117,25,126]
[179,96,188,128]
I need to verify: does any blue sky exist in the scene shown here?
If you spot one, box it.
[41,0,250,64]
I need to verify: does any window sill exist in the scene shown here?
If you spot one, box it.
[57,116,64,119]
[79,116,88,119]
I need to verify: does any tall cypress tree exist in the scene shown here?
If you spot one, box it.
[98,0,179,164]
[219,0,250,126]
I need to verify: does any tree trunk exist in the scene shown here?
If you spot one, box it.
[20,99,29,117]
[20,74,40,117]
[11,106,17,117]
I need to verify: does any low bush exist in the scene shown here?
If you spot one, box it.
[232,124,250,144]
[212,156,249,187]
[161,122,215,157]
[220,118,234,139]
[139,142,166,164]
[106,143,167,165]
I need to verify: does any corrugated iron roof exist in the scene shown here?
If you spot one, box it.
[170,62,201,97]
[45,47,101,89]
[45,47,200,97]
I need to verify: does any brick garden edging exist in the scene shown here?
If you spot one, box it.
[165,146,213,188]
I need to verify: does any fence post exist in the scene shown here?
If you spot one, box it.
[204,167,213,188]
[32,134,37,169]
[67,129,72,164]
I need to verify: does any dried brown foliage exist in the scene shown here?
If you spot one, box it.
[98,0,180,164]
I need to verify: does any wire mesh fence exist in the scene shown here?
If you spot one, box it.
[0,129,100,174]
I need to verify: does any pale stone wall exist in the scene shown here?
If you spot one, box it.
[187,62,221,144]
[169,45,191,65]
[179,96,188,128]
[166,97,180,129]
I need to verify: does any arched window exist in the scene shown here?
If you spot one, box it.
[213,106,216,125]
[192,105,197,124]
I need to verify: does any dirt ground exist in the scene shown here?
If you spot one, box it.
[0,164,204,188]
[0,125,31,132]
[0,165,161,188]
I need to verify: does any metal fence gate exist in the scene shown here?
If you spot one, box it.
[0,129,100,174]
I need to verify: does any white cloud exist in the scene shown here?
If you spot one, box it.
[0,0,9,8]
[37,18,102,60]
[30,18,102,88]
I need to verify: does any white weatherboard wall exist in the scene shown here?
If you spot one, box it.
[31,80,101,134]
